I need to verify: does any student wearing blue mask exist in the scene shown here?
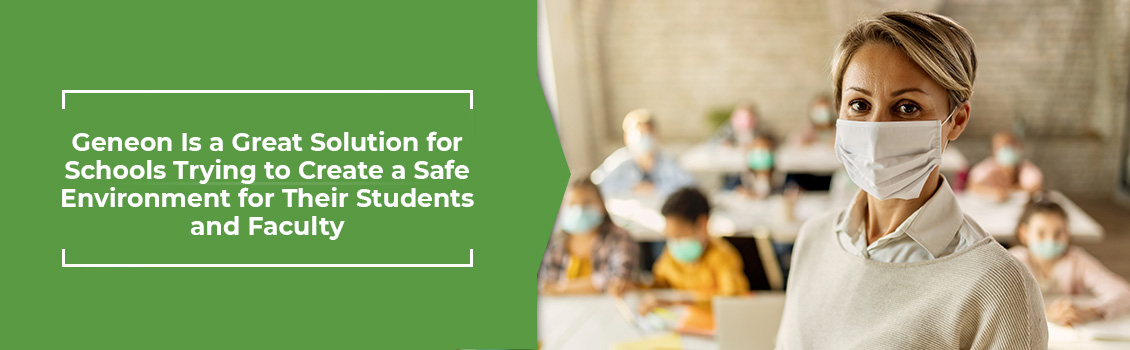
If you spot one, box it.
[968,131,1044,201]
[591,109,695,197]
[1009,195,1130,326]
[639,187,748,315]
[734,133,787,199]
[786,95,837,147]
[538,177,640,296]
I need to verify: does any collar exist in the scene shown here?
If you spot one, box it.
[835,176,965,258]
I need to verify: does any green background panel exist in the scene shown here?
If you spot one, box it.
[2,1,565,349]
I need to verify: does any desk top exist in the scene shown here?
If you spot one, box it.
[537,293,1130,347]
[605,189,1103,244]
[538,292,718,350]
[956,190,1104,243]
[539,293,1130,349]
[604,192,835,242]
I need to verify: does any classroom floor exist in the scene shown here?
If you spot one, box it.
[1070,196,1130,279]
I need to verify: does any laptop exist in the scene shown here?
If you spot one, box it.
[713,292,787,350]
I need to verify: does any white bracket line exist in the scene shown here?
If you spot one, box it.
[61,249,473,268]
[60,89,474,110]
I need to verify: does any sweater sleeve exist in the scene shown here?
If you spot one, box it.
[970,256,1049,350]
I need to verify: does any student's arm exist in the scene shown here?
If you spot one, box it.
[652,157,696,196]
[966,160,1010,200]
[715,265,750,297]
[539,239,600,295]
[1076,250,1130,320]
[596,163,636,197]
[600,232,640,296]
[1018,162,1044,193]
[650,256,672,289]
[537,243,562,293]
[712,249,750,297]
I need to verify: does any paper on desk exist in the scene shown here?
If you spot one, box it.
[1048,314,1130,342]
[612,332,683,350]
[1077,316,1130,341]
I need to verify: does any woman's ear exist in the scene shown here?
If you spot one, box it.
[947,101,971,141]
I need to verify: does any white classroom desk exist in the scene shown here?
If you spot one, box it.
[538,291,718,350]
[680,142,746,174]
[604,192,839,242]
[607,188,1103,245]
[957,190,1104,244]
[539,295,1130,350]
[1048,313,1130,349]
[680,141,970,176]
[539,292,1130,349]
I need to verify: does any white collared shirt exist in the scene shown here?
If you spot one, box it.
[835,176,990,262]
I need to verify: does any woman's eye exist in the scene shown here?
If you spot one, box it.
[896,103,920,115]
[849,100,869,112]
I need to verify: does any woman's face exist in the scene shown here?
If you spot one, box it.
[839,43,969,142]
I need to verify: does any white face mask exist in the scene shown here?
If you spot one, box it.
[834,107,957,200]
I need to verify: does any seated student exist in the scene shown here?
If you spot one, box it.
[711,103,762,148]
[1009,194,1130,326]
[786,95,836,147]
[731,133,787,199]
[639,187,749,314]
[968,131,1044,201]
[591,109,695,197]
[539,177,640,296]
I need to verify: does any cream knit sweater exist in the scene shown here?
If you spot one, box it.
[776,211,1048,349]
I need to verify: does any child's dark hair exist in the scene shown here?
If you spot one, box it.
[661,187,711,223]
[568,176,614,232]
[1015,191,1068,244]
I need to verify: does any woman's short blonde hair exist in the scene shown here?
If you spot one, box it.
[832,11,977,110]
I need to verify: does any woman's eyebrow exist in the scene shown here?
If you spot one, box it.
[891,87,928,97]
[846,87,871,95]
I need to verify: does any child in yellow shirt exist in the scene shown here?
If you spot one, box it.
[640,187,749,315]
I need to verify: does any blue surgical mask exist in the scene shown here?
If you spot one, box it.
[667,238,704,263]
[1029,240,1067,260]
[559,205,604,234]
[747,149,774,171]
[628,132,656,156]
[996,146,1021,167]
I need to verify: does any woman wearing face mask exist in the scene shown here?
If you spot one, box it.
[776,11,1047,349]
[539,177,640,296]
[1009,195,1130,327]
[968,131,1045,201]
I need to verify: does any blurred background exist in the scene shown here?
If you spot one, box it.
[540,0,1130,195]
